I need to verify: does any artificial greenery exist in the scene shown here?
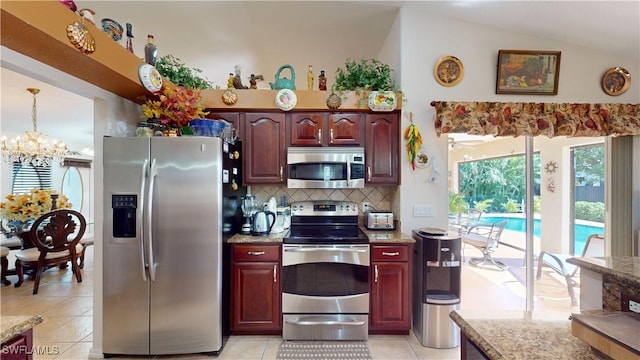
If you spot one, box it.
[334,58,398,91]
[155,54,214,90]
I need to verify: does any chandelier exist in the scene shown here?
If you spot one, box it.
[1,88,67,166]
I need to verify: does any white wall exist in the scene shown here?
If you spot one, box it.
[397,7,639,235]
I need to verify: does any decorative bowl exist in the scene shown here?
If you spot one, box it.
[190,119,227,137]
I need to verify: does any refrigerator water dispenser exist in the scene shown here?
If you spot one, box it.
[112,194,137,238]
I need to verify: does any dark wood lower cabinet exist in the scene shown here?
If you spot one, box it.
[230,244,281,334]
[1,328,34,360]
[369,244,411,334]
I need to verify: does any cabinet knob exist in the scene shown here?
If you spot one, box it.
[367,166,371,181]
[330,128,334,144]
[247,251,265,256]
[280,167,283,181]
[318,129,322,143]
[382,252,400,256]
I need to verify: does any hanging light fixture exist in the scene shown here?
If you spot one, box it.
[1,88,67,166]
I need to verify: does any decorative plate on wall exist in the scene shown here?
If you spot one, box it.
[602,67,631,96]
[275,89,297,111]
[434,55,464,87]
[138,64,163,94]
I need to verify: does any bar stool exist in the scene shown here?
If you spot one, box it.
[1,246,11,286]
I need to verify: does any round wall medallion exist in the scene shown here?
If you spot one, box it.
[138,64,163,94]
[222,89,238,105]
[66,22,95,54]
[602,67,631,96]
[434,55,464,87]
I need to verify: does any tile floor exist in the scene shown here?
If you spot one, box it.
[1,243,576,360]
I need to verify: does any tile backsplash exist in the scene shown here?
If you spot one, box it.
[251,185,393,212]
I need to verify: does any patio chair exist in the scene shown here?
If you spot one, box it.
[536,233,604,306]
[462,219,508,270]
[449,208,482,235]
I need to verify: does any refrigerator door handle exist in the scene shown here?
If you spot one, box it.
[140,158,149,282]
[147,158,158,282]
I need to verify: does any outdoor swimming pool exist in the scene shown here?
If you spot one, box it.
[481,215,604,255]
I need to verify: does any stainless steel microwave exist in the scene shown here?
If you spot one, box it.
[287,147,365,189]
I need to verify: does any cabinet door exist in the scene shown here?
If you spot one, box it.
[365,113,400,184]
[231,262,281,333]
[328,113,363,146]
[370,261,410,333]
[244,113,286,184]
[289,113,325,146]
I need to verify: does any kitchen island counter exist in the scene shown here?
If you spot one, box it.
[566,256,640,311]
[1,315,43,344]
[450,309,601,359]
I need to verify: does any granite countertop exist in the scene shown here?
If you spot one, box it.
[566,256,640,284]
[227,226,414,244]
[450,310,601,360]
[1,315,44,343]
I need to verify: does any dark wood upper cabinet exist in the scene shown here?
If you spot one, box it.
[365,113,400,184]
[243,113,286,184]
[289,113,326,146]
[289,113,363,146]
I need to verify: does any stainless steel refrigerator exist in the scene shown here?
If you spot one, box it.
[102,136,244,356]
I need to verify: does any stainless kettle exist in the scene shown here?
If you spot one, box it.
[251,210,276,236]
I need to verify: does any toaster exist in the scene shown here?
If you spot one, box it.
[365,211,395,230]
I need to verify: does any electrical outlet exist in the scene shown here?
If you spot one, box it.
[361,202,370,212]
[630,299,640,313]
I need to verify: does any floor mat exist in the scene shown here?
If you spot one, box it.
[276,341,372,360]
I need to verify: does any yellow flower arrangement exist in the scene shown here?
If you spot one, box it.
[141,84,209,128]
[0,189,73,233]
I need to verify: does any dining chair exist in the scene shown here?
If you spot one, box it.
[536,233,605,306]
[1,246,11,286]
[462,219,509,270]
[14,209,86,294]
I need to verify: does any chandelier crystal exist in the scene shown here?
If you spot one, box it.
[1,88,67,167]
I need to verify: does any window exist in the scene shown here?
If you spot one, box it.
[11,162,52,194]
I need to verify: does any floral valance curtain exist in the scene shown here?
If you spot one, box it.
[431,101,640,137]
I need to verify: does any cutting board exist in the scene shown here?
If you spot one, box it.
[571,312,640,359]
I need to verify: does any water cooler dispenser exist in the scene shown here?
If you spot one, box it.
[412,229,461,348]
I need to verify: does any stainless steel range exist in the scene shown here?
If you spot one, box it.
[282,201,370,341]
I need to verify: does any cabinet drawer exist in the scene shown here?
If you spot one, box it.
[233,244,280,262]
[371,245,408,261]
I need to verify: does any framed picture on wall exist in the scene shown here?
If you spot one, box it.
[496,50,561,95]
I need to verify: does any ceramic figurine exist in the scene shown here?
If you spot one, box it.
[249,74,257,89]
[233,65,248,89]
[125,23,134,53]
[319,70,327,91]
[228,73,235,89]
[307,65,314,90]
[78,8,96,25]
[58,0,77,12]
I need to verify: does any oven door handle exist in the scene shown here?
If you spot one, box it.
[284,247,368,253]
[285,319,366,326]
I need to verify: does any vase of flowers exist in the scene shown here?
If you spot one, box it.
[140,84,209,133]
[0,189,73,236]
